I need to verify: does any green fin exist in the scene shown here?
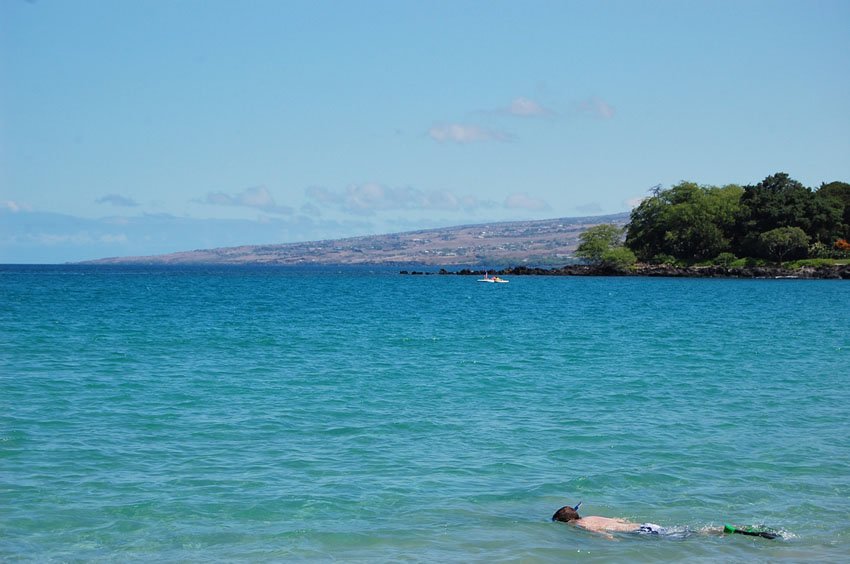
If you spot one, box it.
[724,524,779,539]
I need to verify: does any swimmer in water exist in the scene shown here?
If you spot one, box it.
[551,502,662,538]
[551,502,778,540]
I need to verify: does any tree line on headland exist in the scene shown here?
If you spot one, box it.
[415,172,850,278]
[578,172,850,269]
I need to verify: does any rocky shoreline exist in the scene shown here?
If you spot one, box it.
[401,263,850,279]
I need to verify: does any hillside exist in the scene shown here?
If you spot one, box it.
[82,213,630,266]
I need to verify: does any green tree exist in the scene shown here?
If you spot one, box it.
[576,224,623,263]
[624,193,668,261]
[735,173,842,256]
[816,181,850,239]
[601,246,637,270]
[625,181,742,261]
[817,181,850,207]
[713,252,737,267]
[758,227,809,263]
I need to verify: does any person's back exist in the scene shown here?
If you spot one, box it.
[552,503,639,536]
[573,515,640,534]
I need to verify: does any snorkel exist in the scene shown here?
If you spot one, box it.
[573,501,582,512]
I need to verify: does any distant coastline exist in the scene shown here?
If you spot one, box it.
[404,263,850,279]
[75,213,629,267]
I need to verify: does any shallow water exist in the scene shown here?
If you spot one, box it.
[2,265,849,561]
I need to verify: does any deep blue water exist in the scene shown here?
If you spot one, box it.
[2,265,849,561]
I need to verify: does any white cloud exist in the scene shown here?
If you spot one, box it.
[346,183,399,214]
[506,97,553,117]
[200,186,293,215]
[306,183,494,215]
[96,194,139,207]
[579,97,616,119]
[428,123,512,144]
[2,200,31,212]
[504,193,551,212]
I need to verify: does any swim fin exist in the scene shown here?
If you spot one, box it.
[724,524,778,540]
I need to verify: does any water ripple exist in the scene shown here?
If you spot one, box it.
[2,268,849,561]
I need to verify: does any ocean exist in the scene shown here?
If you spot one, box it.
[2,265,849,562]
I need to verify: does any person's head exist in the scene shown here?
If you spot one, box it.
[552,505,581,522]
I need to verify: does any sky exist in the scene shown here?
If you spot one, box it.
[1,0,849,263]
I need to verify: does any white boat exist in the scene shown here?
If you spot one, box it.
[478,273,509,283]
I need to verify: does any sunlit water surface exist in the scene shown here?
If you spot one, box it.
[2,266,849,561]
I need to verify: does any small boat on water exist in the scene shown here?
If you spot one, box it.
[478,273,509,283]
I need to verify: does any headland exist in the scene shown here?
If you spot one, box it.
[405,263,850,279]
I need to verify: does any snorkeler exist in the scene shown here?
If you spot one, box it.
[551,502,660,536]
[551,502,778,540]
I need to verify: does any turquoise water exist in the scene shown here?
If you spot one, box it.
[2,265,849,562]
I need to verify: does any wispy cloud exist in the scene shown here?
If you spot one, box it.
[579,96,616,119]
[300,202,322,217]
[0,207,377,263]
[3,200,32,212]
[199,186,293,215]
[96,194,139,207]
[504,193,551,212]
[504,97,553,117]
[428,123,512,144]
[306,183,495,215]
[22,232,129,245]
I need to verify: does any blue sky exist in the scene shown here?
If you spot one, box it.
[2,0,849,263]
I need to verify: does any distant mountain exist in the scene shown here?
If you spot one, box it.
[81,213,631,266]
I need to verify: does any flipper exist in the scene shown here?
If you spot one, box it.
[724,524,779,540]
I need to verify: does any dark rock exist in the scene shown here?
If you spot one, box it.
[408,262,850,279]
